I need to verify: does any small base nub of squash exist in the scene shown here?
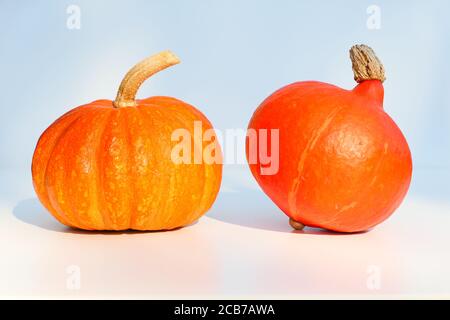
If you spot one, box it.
[289,218,305,230]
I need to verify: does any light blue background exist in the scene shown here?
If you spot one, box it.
[0,0,449,201]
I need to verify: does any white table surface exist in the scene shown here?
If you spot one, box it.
[0,167,449,299]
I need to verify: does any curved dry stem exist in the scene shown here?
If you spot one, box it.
[113,51,180,108]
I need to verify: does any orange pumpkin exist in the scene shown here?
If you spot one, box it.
[32,51,222,231]
[246,45,412,233]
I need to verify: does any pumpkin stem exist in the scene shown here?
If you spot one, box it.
[113,51,180,108]
[289,218,305,231]
[349,44,385,83]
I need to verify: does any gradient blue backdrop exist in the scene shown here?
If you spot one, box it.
[1,0,449,202]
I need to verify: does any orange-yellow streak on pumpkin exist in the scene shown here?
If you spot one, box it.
[47,106,112,229]
[44,107,97,229]
[98,108,133,230]
[32,106,86,226]
[287,105,344,214]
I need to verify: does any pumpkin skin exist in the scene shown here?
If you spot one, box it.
[32,53,222,231]
[246,47,412,233]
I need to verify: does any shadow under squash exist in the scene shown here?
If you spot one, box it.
[13,198,193,235]
[14,195,358,236]
[208,189,352,235]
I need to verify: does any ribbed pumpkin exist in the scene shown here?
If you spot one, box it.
[247,45,412,233]
[32,51,222,231]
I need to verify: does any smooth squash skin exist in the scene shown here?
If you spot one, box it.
[247,45,412,233]
[32,52,222,231]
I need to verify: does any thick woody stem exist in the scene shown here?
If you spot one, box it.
[113,51,180,108]
[349,44,385,83]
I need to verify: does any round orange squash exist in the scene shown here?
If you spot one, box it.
[32,51,222,231]
[246,45,412,233]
